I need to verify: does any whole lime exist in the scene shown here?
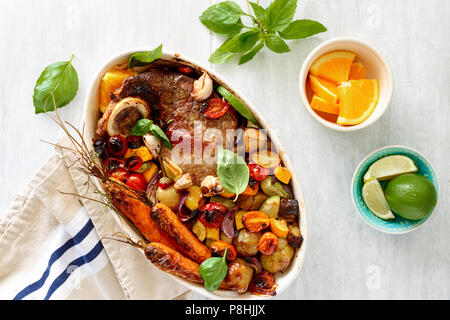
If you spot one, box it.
[384,174,437,220]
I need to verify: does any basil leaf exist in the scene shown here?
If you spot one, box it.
[150,123,172,150]
[33,55,78,114]
[278,19,327,39]
[217,147,249,200]
[266,0,297,32]
[199,1,245,37]
[209,30,260,64]
[239,40,264,65]
[216,86,258,124]
[130,119,172,150]
[128,44,163,68]
[265,34,291,53]
[249,1,267,25]
[199,248,228,291]
[130,119,153,136]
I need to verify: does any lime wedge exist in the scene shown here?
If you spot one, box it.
[362,178,395,220]
[363,155,418,183]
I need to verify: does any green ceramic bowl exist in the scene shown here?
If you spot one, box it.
[351,145,439,234]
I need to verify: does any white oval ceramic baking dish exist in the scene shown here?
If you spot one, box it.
[83,48,307,299]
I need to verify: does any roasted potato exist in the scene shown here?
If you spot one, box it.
[225,258,254,294]
[233,229,261,257]
[260,238,294,273]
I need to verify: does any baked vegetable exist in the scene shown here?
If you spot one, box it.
[225,258,254,294]
[260,238,294,273]
[103,179,178,250]
[150,203,211,263]
[279,199,299,222]
[144,242,202,283]
[233,229,261,257]
[287,223,303,249]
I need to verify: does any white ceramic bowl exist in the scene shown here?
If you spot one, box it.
[299,37,393,131]
[83,48,307,299]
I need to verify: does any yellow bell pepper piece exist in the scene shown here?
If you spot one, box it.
[143,162,158,182]
[206,226,219,241]
[274,166,291,184]
[235,210,246,230]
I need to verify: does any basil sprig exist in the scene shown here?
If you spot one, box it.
[33,55,78,113]
[216,86,258,125]
[130,119,172,150]
[128,44,163,68]
[217,147,249,200]
[199,248,228,291]
[199,0,326,64]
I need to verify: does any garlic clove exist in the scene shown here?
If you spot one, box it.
[191,72,213,102]
[143,134,161,159]
[200,175,223,196]
[174,173,193,190]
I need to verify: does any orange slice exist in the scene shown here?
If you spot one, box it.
[310,50,355,83]
[309,74,339,104]
[348,62,366,80]
[310,95,340,115]
[337,79,379,125]
[99,68,134,113]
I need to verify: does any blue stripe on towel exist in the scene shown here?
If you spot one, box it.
[44,240,104,300]
[13,219,95,300]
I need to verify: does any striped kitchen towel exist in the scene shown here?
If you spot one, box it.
[0,136,189,300]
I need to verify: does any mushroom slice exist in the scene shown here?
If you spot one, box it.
[106,97,150,137]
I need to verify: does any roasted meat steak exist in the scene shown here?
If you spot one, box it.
[115,68,238,185]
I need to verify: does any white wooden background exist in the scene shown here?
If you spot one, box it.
[0,0,449,299]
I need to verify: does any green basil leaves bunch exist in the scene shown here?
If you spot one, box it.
[199,0,326,64]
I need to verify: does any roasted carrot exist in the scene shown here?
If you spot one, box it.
[145,242,203,283]
[150,203,211,263]
[103,180,178,250]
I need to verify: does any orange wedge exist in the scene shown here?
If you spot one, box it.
[310,95,340,115]
[310,50,355,83]
[337,79,379,125]
[309,74,339,104]
[99,68,134,113]
[348,62,366,80]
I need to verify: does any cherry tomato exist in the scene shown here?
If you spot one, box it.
[107,135,128,156]
[125,156,143,171]
[249,271,277,296]
[201,98,230,119]
[110,168,129,182]
[126,173,147,192]
[248,163,270,181]
[178,65,193,75]
[126,135,142,149]
[199,202,227,228]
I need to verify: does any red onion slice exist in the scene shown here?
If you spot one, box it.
[220,208,236,239]
[177,191,193,222]
[146,170,162,203]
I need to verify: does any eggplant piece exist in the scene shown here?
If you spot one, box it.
[260,176,289,198]
[279,199,299,223]
[287,223,303,249]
